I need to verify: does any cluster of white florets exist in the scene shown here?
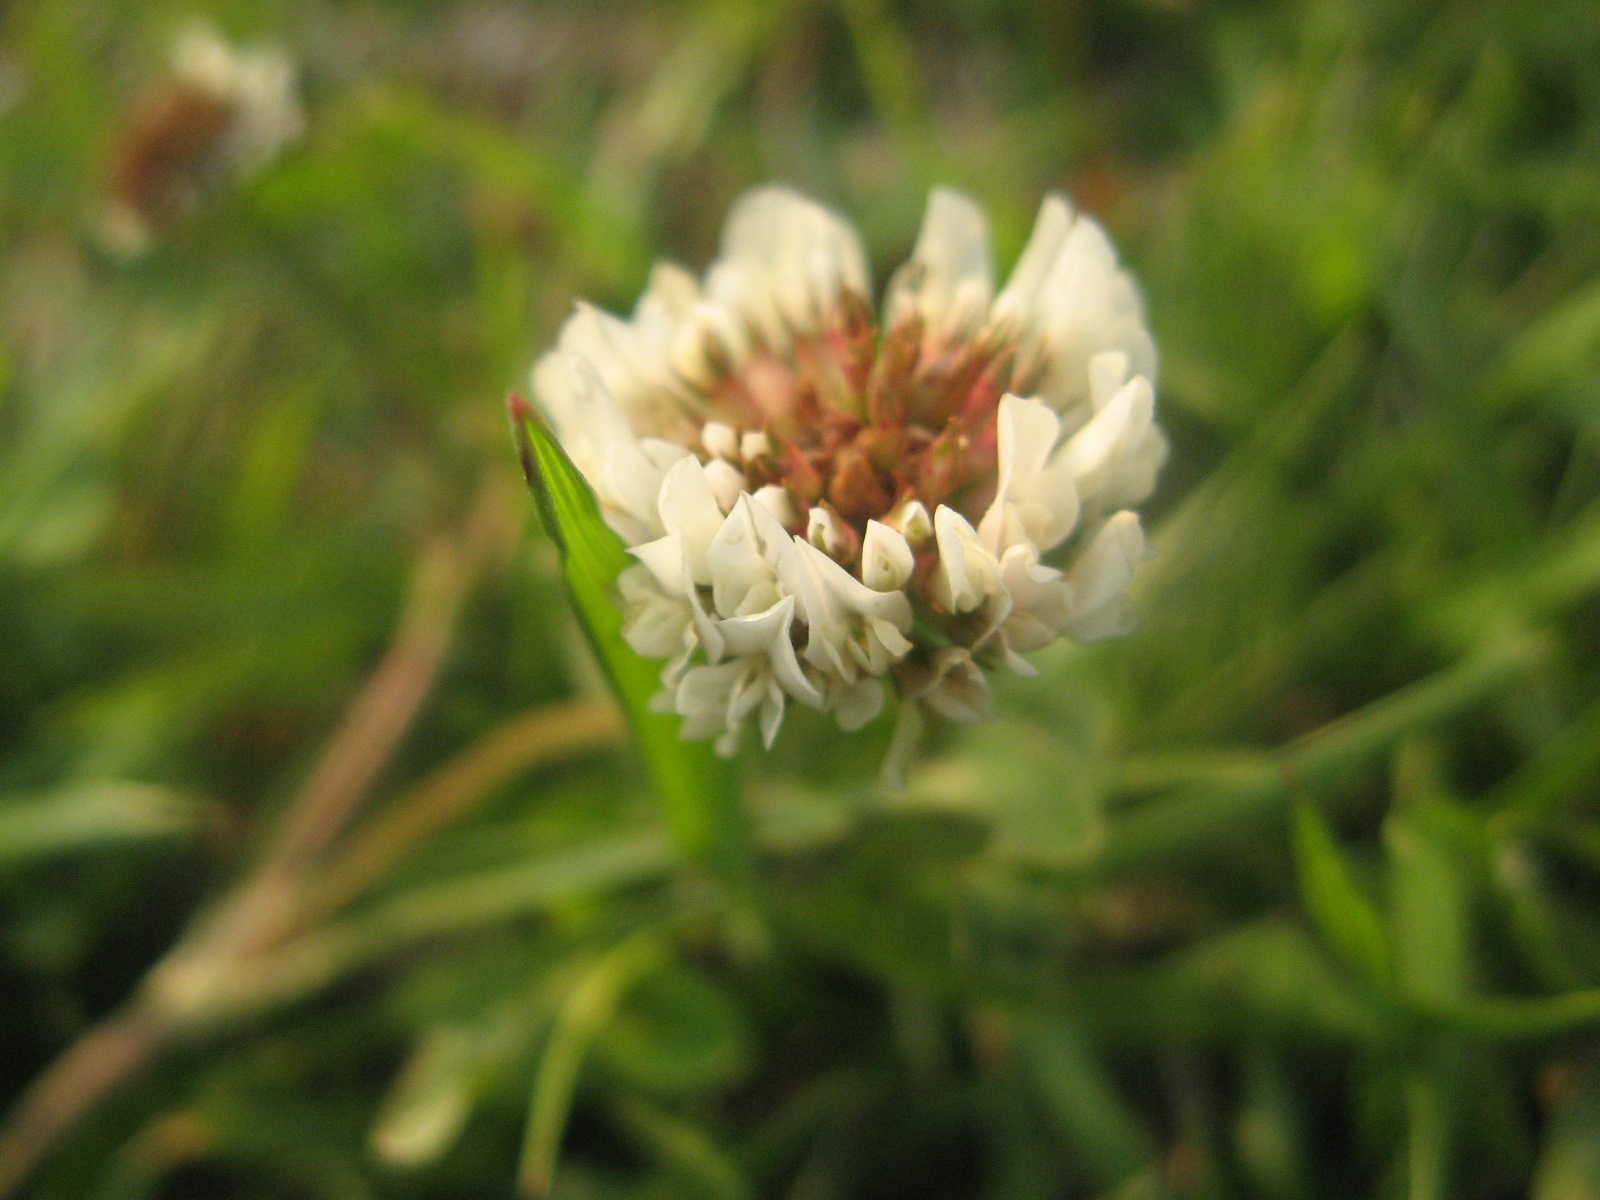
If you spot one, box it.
[532,186,1165,760]
[102,24,304,256]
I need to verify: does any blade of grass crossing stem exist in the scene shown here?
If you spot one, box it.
[509,397,747,883]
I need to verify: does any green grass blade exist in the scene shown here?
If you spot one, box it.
[508,397,747,883]
[0,784,203,869]
[519,931,667,1198]
[1020,1015,1153,1188]
[1386,808,1471,1006]
[1292,801,1391,992]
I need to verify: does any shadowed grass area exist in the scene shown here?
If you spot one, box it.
[2,0,1600,1197]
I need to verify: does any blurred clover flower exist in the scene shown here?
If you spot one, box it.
[532,187,1163,767]
[102,23,304,254]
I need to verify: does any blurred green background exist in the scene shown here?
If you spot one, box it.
[4,0,1600,1196]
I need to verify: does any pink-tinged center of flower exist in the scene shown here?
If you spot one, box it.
[681,294,1020,576]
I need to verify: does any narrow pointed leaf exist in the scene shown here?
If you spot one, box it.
[509,397,747,882]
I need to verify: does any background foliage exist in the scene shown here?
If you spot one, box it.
[4,0,1600,1196]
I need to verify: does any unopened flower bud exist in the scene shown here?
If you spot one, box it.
[702,421,739,460]
[740,430,772,462]
[806,504,857,561]
[885,498,933,548]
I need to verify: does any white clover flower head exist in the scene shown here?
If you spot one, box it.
[533,186,1165,766]
[170,23,305,176]
[101,24,304,257]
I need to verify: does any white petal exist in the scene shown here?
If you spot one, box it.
[829,675,885,732]
[931,505,999,614]
[1027,457,1082,552]
[993,196,1158,413]
[1066,511,1145,641]
[709,186,870,345]
[787,540,853,679]
[707,499,778,618]
[876,616,914,654]
[703,458,746,513]
[630,530,685,594]
[979,395,1066,553]
[719,594,794,657]
[769,605,826,708]
[800,538,912,630]
[759,677,788,748]
[1087,350,1131,409]
[558,304,646,409]
[686,572,727,663]
[995,545,1071,655]
[752,485,798,528]
[1055,375,1160,510]
[638,437,695,471]
[545,296,702,444]
[885,188,994,338]
[619,567,691,660]
[702,263,781,351]
[745,488,801,561]
[531,349,632,464]
[600,439,671,539]
[918,187,992,282]
[657,457,726,585]
[1048,221,1156,402]
[807,506,847,557]
[675,662,744,739]
[637,261,701,325]
[619,601,686,663]
[997,394,1062,494]
[994,194,1073,324]
[860,520,913,592]
[638,529,726,662]
[672,302,746,386]
[720,594,824,708]
[1003,646,1040,676]
[863,619,911,672]
[791,538,912,686]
